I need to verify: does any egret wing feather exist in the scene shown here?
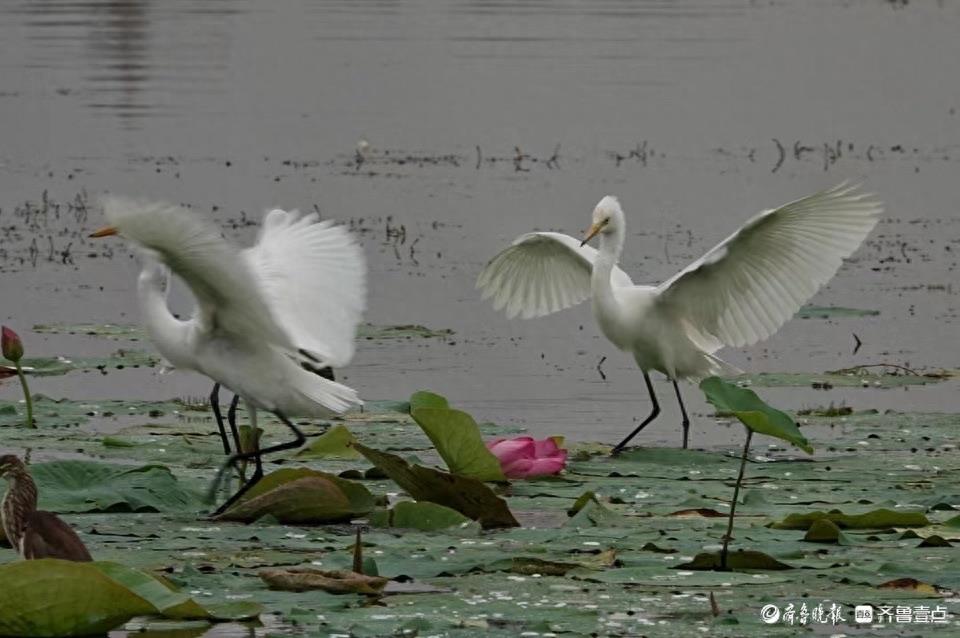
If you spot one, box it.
[477,231,633,319]
[654,183,882,348]
[102,196,295,350]
[244,209,367,367]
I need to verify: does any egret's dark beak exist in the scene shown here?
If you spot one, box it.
[580,220,606,247]
[89,226,119,238]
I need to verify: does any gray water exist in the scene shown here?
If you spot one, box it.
[1,0,958,449]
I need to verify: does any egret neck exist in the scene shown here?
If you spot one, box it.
[137,258,193,369]
[591,222,625,328]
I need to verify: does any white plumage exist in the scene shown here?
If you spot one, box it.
[94,197,367,511]
[478,184,882,450]
[477,231,634,319]
[246,209,366,367]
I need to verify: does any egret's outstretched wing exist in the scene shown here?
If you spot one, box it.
[244,209,367,367]
[102,197,294,350]
[477,231,634,319]
[655,183,882,348]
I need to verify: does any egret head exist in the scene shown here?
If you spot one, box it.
[0,454,26,481]
[581,196,624,246]
[89,225,119,239]
[263,208,290,228]
[89,214,170,293]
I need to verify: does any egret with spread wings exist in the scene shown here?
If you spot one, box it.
[477,184,881,452]
[91,198,366,513]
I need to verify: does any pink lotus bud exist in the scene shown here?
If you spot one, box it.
[486,437,535,466]
[502,455,568,478]
[486,435,568,479]
[1,326,23,362]
[533,437,562,457]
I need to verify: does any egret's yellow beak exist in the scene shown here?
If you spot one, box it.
[89,226,119,238]
[580,220,607,247]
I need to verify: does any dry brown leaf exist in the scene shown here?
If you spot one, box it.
[667,508,726,518]
[877,578,939,594]
[259,567,388,594]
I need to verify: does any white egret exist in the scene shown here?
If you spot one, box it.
[91,197,367,512]
[477,183,882,451]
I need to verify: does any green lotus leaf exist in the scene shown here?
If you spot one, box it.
[700,376,813,453]
[410,406,506,481]
[215,468,375,523]
[408,390,449,412]
[369,500,479,534]
[353,442,518,529]
[771,508,931,530]
[297,424,362,459]
[0,560,260,637]
[31,461,200,513]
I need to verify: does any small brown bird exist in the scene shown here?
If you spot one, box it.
[0,455,92,561]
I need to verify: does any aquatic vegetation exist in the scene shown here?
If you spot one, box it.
[734,368,953,389]
[213,467,375,524]
[369,501,479,534]
[794,305,880,319]
[354,441,519,529]
[30,460,201,513]
[699,377,812,569]
[486,436,568,478]
[2,326,34,428]
[1,381,958,635]
[409,391,507,482]
[259,565,389,594]
[33,321,455,343]
[0,560,260,637]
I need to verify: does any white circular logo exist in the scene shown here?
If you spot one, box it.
[760,604,781,624]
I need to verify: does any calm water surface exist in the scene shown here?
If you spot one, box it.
[1,0,958,450]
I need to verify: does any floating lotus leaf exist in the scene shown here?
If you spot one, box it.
[771,508,931,530]
[353,442,518,528]
[369,500,479,534]
[31,461,200,513]
[215,468,375,523]
[700,376,812,453]
[0,560,260,638]
[410,406,506,481]
[297,424,362,459]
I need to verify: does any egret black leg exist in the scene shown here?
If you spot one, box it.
[673,380,691,449]
[210,453,264,517]
[209,383,231,455]
[611,371,661,455]
[226,394,247,482]
[239,401,265,484]
[209,411,305,517]
[226,394,243,456]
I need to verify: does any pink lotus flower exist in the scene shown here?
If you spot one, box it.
[2,326,23,362]
[486,436,567,479]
